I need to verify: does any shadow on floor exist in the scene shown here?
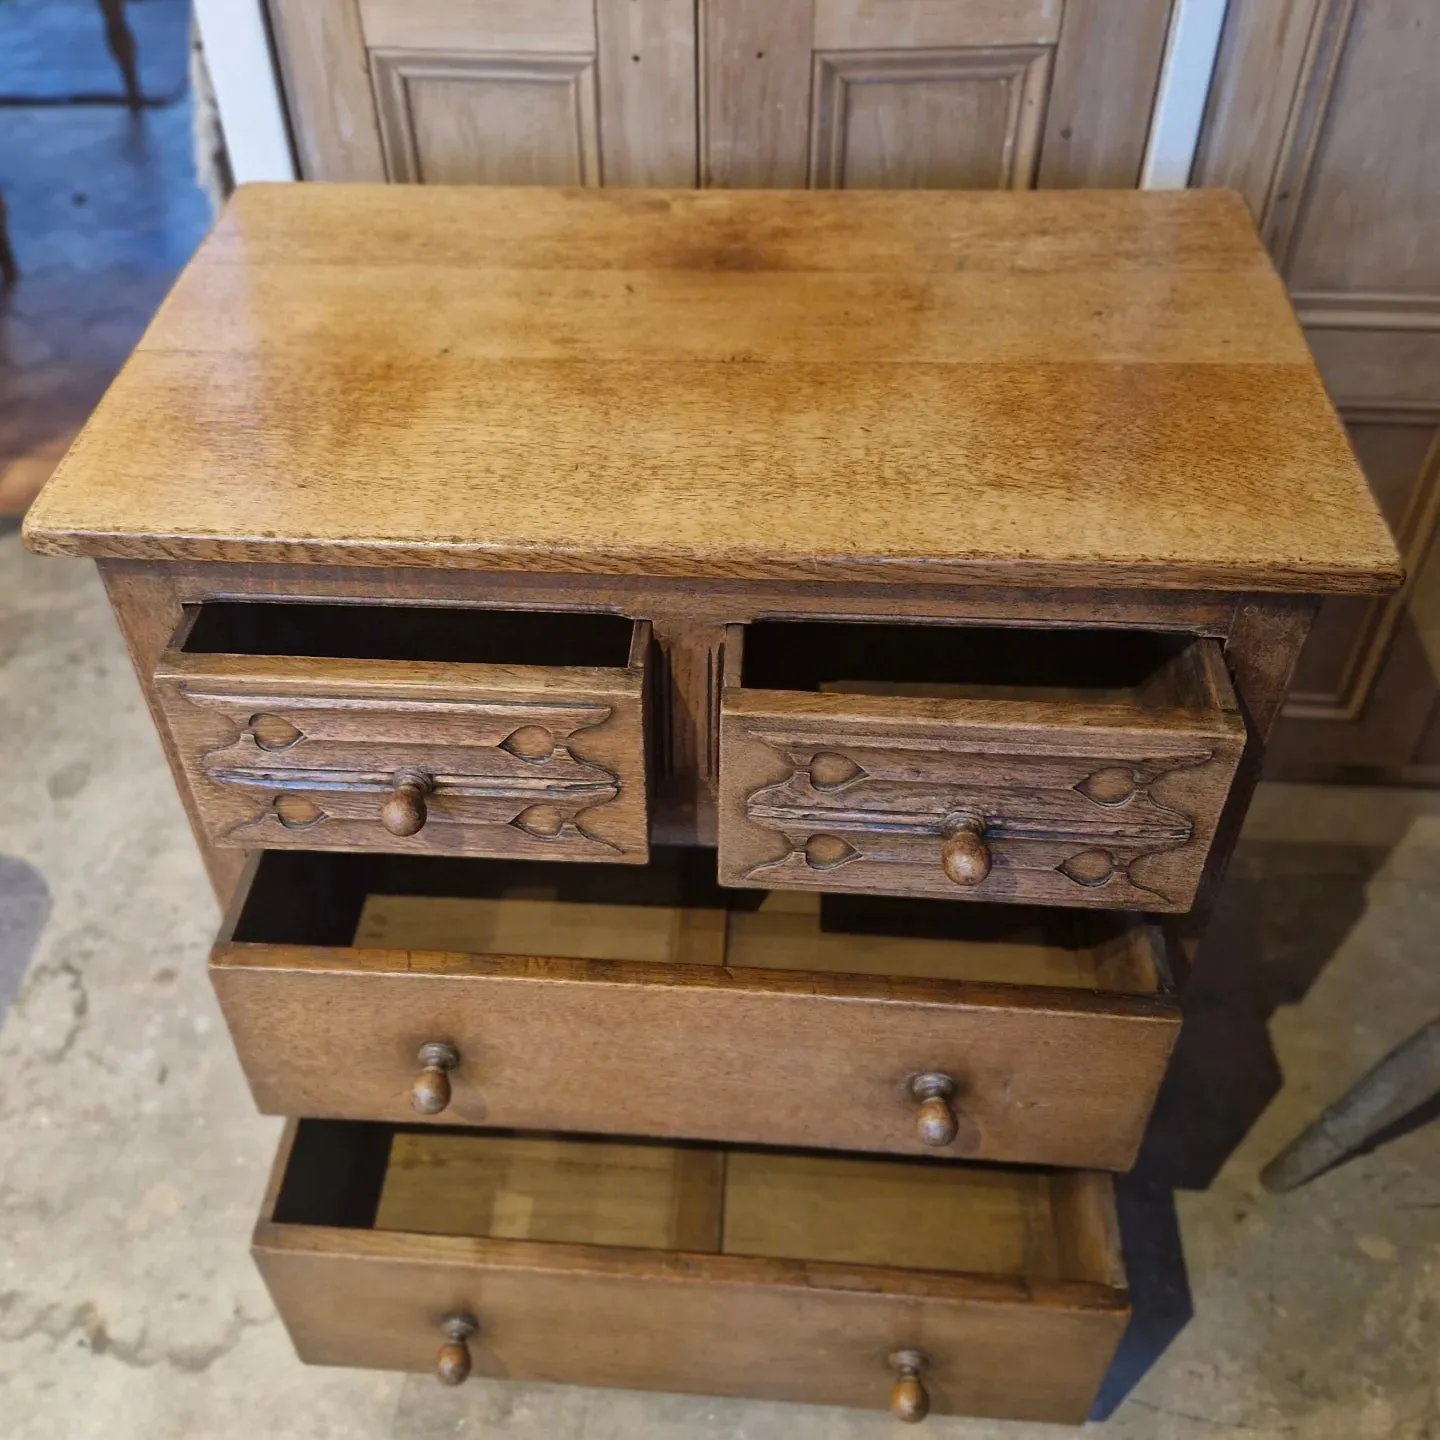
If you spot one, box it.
[0,854,52,1025]
[1094,837,1393,1418]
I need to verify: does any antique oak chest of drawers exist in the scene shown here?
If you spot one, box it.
[24,185,1400,1426]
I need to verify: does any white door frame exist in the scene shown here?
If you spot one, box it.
[192,0,296,183]
[1142,0,1230,188]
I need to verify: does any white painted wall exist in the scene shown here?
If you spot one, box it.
[192,0,295,183]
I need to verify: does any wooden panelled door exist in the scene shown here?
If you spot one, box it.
[267,0,700,186]
[1198,0,1440,781]
[267,0,1175,191]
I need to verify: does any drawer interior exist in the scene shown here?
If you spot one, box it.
[229,848,1167,994]
[737,620,1221,709]
[273,1121,1121,1285]
[178,601,636,667]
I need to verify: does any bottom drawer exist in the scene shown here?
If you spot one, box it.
[255,1121,1129,1425]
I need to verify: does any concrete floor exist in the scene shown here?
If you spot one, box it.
[2,535,1439,1438]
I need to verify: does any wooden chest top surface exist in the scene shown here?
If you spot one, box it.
[24,184,1399,594]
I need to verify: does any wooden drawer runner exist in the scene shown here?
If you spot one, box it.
[719,621,1247,912]
[212,848,1179,1170]
[255,1121,1129,1424]
[154,602,650,862]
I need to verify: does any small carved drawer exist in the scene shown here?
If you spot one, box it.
[154,602,650,863]
[212,847,1179,1171]
[255,1121,1129,1425]
[718,621,1247,912]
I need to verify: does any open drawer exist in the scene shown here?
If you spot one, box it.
[212,848,1180,1170]
[154,602,650,862]
[255,1121,1129,1424]
[719,621,1247,912]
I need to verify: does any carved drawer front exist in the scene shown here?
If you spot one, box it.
[256,1120,1129,1425]
[154,603,650,863]
[718,622,1247,912]
[213,848,1178,1171]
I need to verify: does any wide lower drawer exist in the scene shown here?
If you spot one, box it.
[719,620,1247,911]
[154,601,651,862]
[213,848,1180,1169]
[255,1121,1129,1424]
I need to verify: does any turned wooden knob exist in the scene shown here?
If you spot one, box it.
[940,814,990,886]
[382,768,434,836]
[436,1313,478,1386]
[412,1041,460,1115]
[910,1072,959,1146]
[889,1349,930,1423]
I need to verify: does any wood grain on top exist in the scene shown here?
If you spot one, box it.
[24,185,1400,592]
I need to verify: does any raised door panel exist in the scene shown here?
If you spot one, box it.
[1265,413,1440,776]
[811,47,1052,189]
[1276,1,1440,302]
[372,52,600,185]
[1285,420,1440,713]
[700,0,1170,190]
[1197,0,1440,779]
